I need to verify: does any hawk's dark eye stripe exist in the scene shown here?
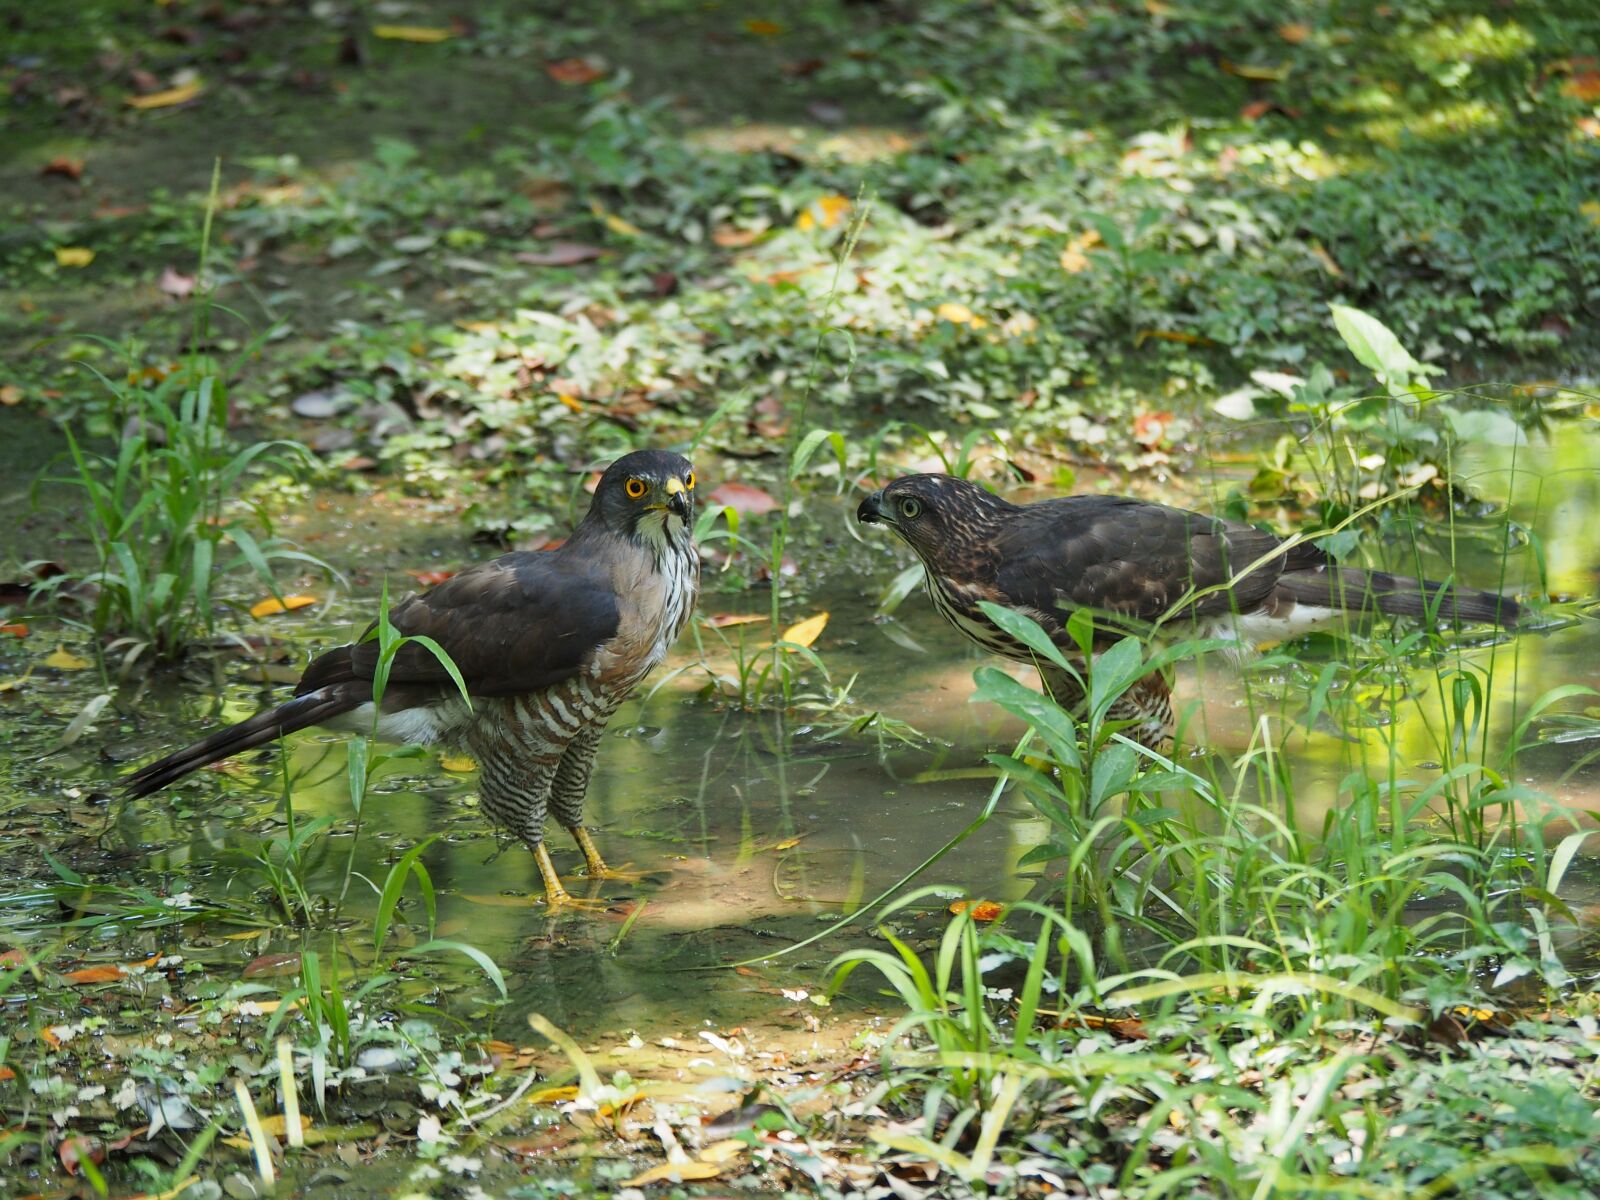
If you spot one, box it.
[626,478,647,499]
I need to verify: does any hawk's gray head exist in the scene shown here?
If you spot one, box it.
[591,450,696,550]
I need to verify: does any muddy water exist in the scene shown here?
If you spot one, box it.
[5,423,1600,1041]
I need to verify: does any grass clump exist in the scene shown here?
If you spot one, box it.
[47,351,330,668]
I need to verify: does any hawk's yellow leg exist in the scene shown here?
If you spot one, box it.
[571,826,642,882]
[532,843,608,911]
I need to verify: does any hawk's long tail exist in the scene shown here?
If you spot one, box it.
[1280,566,1520,630]
[122,683,370,798]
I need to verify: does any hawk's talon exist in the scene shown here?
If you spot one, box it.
[582,861,644,882]
[538,889,613,913]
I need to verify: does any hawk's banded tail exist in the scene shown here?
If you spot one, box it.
[123,683,370,798]
[1279,566,1520,630]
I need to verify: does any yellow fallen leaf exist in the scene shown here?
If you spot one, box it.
[232,997,303,1015]
[0,384,22,406]
[1059,228,1102,274]
[126,81,204,109]
[1219,59,1289,81]
[1277,22,1311,43]
[937,301,975,324]
[589,200,643,237]
[249,594,318,618]
[222,930,269,940]
[743,19,784,35]
[795,193,851,231]
[699,1139,749,1165]
[1309,240,1344,277]
[55,247,95,268]
[439,752,477,772]
[780,611,828,649]
[372,24,454,42]
[528,1084,580,1104]
[1581,201,1600,227]
[1135,329,1209,346]
[624,1161,725,1187]
[256,1113,312,1139]
[44,646,91,671]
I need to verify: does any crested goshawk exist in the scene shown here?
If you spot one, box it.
[126,450,700,907]
[858,474,1520,748]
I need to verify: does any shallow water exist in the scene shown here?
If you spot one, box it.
[5,421,1600,1043]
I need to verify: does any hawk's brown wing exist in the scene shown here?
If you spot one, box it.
[990,495,1325,628]
[298,550,621,699]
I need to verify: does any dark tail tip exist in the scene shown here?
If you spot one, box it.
[121,688,358,798]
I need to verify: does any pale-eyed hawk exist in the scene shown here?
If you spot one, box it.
[858,473,1520,748]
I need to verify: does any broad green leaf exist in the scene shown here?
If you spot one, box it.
[1329,303,1437,394]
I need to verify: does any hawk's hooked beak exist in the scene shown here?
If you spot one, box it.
[857,490,887,524]
[664,476,692,521]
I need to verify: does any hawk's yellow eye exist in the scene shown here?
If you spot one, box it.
[625,478,648,499]
[684,472,696,490]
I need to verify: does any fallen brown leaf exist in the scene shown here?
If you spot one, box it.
[158,266,196,298]
[948,899,1003,921]
[705,613,766,628]
[707,481,780,516]
[241,953,301,979]
[40,156,84,181]
[0,385,22,406]
[405,569,456,586]
[63,964,128,984]
[1132,410,1174,447]
[60,1135,105,1176]
[1563,71,1600,102]
[712,223,763,248]
[1063,1012,1148,1039]
[1276,23,1311,43]
[546,58,605,85]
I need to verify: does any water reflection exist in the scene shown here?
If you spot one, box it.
[12,429,1600,1038]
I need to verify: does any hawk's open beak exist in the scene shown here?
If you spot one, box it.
[664,477,692,521]
[856,491,887,524]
